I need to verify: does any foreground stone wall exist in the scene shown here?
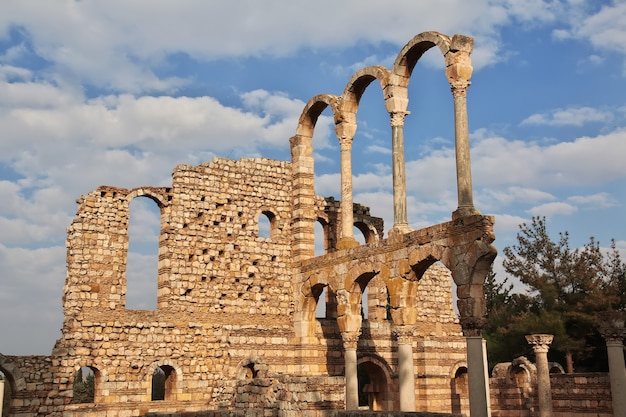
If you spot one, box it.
[489,358,613,417]
[0,157,473,416]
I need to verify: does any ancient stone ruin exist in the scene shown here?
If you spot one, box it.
[0,31,499,416]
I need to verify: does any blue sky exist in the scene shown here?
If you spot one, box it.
[1,0,625,355]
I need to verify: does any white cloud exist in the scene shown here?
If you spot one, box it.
[527,201,578,217]
[471,128,626,189]
[567,192,617,208]
[0,0,580,93]
[554,1,626,55]
[521,106,613,126]
[365,145,392,155]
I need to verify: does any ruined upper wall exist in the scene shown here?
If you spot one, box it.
[63,157,295,320]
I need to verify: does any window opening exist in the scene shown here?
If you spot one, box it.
[315,285,327,318]
[258,211,275,239]
[361,286,369,319]
[353,225,366,245]
[72,366,95,404]
[126,197,160,310]
[315,220,326,256]
[152,365,175,401]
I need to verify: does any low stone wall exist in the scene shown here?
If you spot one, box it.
[551,373,612,417]
[489,359,613,417]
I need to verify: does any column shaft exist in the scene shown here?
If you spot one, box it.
[606,340,626,417]
[398,342,416,411]
[391,123,408,231]
[0,378,4,417]
[466,336,491,417]
[452,89,475,215]
[344,347,359,410]
[339,139,354,241]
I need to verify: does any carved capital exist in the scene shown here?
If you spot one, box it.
[526,334,554,353]
[341,331,360,350]
[389,111,410,127]
[339,136,354,151]
[392,325,414,344]
[449,80,470,98]
[597,311,626,341]
[460,316,486,337]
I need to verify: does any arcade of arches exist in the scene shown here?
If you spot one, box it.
[0,31,498,416]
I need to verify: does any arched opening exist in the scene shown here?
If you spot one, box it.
[126,196,160,310]
[357,360,391,410]
[315,219,328,256]
[402,46,456,227]
[354,221,377,244]
[151,365,176,401]
[0,370,10,417]
[258,210,276,239]
[71,366,96,404]
[451,366,469,414]
[314,284,327,319]
[353,225,366,245]
[314,284,338,320]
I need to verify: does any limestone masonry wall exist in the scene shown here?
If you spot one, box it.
[0,156,471,416]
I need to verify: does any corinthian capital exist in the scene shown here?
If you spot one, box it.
[389,111,410,127]
[597,311,626,342]
[526,334,554,353]
[392,325,415,344]
[341,331,360,350]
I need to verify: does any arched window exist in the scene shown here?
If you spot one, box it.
[126,196,160,310]
[315,219,327,256]
[151,365,176,401]
[72,366,96,404]
[257,210,276,239]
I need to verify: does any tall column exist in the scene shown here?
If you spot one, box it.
[393,325,416,411]
[445,50,479,219]
[342,331,360,410]
[598,312,626,417]
[461,318,491,417]
[526,334,554,417]
[389,111,411,237]
[0,377,4,417]
[335,120,359,249]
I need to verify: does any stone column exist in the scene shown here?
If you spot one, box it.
[598,312,626,417]
[445,50,479,219]
[526,334,554,417]
[0,377,4,417]
[335,120,359,249]
[461,318,491,417]
[388,111,411,237]
[393,325,416,411]
[342,331,360,410]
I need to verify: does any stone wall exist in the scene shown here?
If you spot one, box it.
[489,358,613,417]
[0,156,472,416]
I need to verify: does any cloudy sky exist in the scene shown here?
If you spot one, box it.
[1,0,626,355]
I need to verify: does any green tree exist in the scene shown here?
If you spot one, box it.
[71,367,94,404]
[495,216,624,372]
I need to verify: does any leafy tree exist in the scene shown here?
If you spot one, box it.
[71,367,94,404]
[486,216,625,372]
